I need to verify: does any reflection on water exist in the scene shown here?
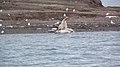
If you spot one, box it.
[0,31,120,67]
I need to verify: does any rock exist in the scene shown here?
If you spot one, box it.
[63,0,103,7]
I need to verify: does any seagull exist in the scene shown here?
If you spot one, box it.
[0,9,3,12]
[28,23,31,26]
[110,20,115,24]
[85,23,87,26]
[25,19,28,22]
[106,13,109,15]
[8,13,10,16]
[63,14,66,17]
[73,9,76,12]
[55,21,60,25]
[51,18,54,20]
[1,30,4,34]
[66,8,69,11]
[0,24,2,26]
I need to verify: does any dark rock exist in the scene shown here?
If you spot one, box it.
[63,0,103,7]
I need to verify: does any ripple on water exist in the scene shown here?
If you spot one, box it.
[0,31,120,67]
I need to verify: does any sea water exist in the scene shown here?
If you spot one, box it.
[0,31,120,67]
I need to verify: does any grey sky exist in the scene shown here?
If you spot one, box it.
[101,0,120,7]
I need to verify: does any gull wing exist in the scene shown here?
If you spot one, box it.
[58,18,68,30]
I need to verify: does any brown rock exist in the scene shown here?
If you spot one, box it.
[63,0,103,7]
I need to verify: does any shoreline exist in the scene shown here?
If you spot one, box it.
[0,20,120,34]
[1,30,120,34]
[0,17,120,34]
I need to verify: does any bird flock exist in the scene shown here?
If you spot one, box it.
[105,13,119,25]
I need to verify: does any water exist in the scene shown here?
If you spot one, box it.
[0,31,120,67]
[101,0,120,7]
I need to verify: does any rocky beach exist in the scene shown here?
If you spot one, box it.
[0,0,120,34]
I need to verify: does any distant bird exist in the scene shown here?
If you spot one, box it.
[66,8,69,11]
[85,23,87,26]
[28,23,31,26]
[0,9,3,12]
[0,24,2,26]
[63,14,66,17]
[110,20,115,24]
[8,13,10,16]
[1,30,4,34]
[51,18,54,20]
[55,17,74,33]
[105,13,118,18]
[106,13,109,15]
[25,19,28,22]
[55,21,60,25]
[73,9,76,12]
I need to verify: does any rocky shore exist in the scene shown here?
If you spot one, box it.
[0,0,120,34]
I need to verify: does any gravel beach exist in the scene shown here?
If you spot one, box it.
[0,0,120,34]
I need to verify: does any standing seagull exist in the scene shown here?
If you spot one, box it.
[66,8,69,11]
[110,20,115,24]
[28,23,31,26]
[63,14,66,17]
[25,19,28,22]
[106,13,109,15]
[0,24,2,26]
[73,9,76,12]
[0,9,3,12]
[1,30,4,34]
